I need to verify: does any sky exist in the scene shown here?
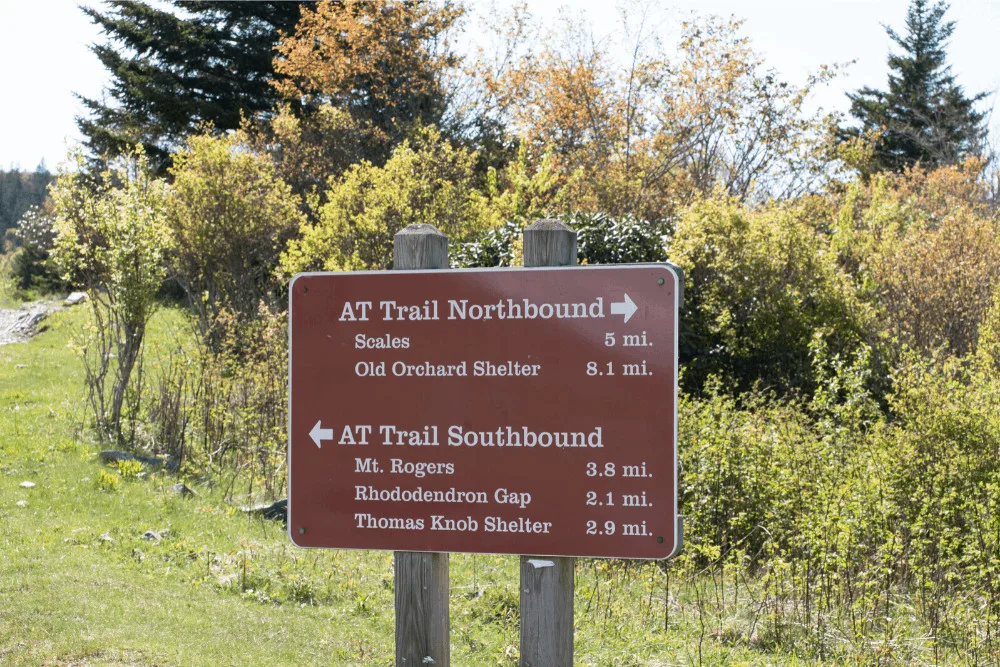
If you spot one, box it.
[0,0,998,172]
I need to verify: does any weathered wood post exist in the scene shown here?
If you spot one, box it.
[393,223,450,666]
[520,219,577,667]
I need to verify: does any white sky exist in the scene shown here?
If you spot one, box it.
[0,0,997,171]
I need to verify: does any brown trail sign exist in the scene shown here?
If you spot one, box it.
[288,263,680,560]
[289,221,682,666]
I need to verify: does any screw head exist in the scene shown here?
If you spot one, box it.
[298,527,306,535]
[657,277,665,286]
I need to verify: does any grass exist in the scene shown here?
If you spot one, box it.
[0,296,969,665]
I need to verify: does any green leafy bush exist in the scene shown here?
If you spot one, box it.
[675,328,1000,656]
[167,131,305,348]
[882,348,1000,644]
[451,220,523,268]
[671,195,867,396]
[570,212,669,264]
[281,127,496,274]
[678,383,805,564]
[453,212,669,268]
[833,162,1000,360]
[146,304,288,499]
[50,147,171,445]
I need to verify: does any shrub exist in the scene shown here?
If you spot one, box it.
[670,195,867,396]
[976,285,1000,371]
[453,212,669,268]
[676,333,1000,656]
[146,304,288,500]
[569,212,669,264]
[886,352,1000,567]
[679,384,791,563]
[250,103,369,206]
[280,127,496,274]
[451,220,523,269]
[167,131,305,348]
[834,162,1000,360]
[50,147,171,445]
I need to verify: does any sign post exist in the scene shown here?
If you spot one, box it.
[519,220,577,667]
[288,221,682,664]
[392,224,450,667]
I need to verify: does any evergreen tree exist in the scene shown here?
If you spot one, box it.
[0,166,54,243]
[77,1,305,170]
[843,0,988,173]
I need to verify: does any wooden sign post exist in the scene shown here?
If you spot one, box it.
[287,221,682,665]
[392,224,450,667]
[520,220,577,667]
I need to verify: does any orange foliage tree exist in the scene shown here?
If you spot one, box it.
[470,8,840,223]
[272,0,463,168]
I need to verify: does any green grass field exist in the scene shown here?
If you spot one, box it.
[5,299,968,665]
[0,302,789,667]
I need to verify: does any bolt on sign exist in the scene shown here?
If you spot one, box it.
[288,265,681,559]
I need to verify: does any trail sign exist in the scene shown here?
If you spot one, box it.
[288,265,680,559]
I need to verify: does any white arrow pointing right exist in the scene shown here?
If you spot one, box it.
[309,420,333,448]
[610,293,638,323]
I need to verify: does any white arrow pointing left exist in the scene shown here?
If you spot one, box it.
[309,420,333,448]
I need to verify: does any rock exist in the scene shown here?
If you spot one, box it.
[65,292,89,306]
[14,364,26,370]
[19,481,35,488]
[15,500,27,507]
[0,305,47,346]
[240,498,287,522]
[98,532,115,543]
[142,530,162,541]
[169,483,196,496]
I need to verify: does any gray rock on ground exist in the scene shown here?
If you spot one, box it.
[240,498,287,522]
[0,303,49,346]
[64,292,88,306]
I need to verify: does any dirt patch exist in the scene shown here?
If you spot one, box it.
[0,302,53,346]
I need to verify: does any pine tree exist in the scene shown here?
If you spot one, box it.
[77,1,304,170]
[0,167,54,242]
[843,0,988,173]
